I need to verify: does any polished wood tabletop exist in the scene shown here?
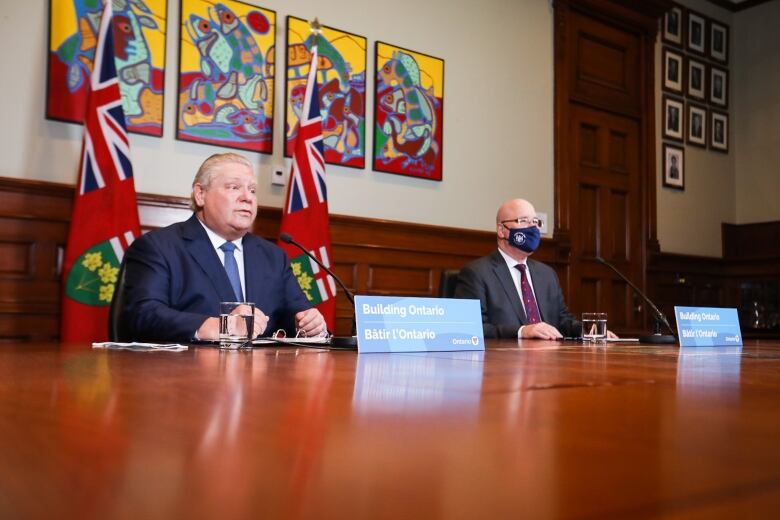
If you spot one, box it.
[1,340,779,519]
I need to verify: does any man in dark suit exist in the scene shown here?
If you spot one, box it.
[120,153,325,342]
[455,198,580,339]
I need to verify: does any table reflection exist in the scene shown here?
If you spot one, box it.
[352,351,485,414]
[676,346,742,398]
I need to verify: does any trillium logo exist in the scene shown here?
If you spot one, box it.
[471,336,479,345]
[513,232,526,245]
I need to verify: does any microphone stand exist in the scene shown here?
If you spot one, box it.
[279,233,357,349]
[595,256,677,344]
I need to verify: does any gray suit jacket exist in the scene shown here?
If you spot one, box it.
[454,250,580,338]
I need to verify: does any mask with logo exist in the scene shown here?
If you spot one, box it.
[506,225,541,254]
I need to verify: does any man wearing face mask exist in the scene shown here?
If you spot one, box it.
[454,198,579,339]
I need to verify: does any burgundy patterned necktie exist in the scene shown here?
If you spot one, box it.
[515,264,541,324]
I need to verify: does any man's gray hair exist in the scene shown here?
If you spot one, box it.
[190,153,254,210]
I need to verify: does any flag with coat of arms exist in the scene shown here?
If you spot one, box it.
[278,40,337,330]
[61,1,141,342]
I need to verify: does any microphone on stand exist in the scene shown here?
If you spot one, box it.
[594,256,677,344]
[279,233,357,349]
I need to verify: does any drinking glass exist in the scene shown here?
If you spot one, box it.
[219,302,255,349]
[582,312,607,342]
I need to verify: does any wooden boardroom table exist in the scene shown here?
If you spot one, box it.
[1,339,779,519]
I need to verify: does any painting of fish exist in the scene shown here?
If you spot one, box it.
[373,42,444,181]
[284,16,366,169]
[46,0,167,137]
[176,0,275,153]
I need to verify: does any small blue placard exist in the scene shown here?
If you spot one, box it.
[355,295,485,353]
[674,306,743,347]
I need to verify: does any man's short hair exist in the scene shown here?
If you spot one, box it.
[190,153,254,210]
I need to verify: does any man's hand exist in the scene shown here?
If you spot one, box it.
[196,317,220,341]
[295,308,326,337]
[252,307,269,338]
[606,330,618,339]
[520,322,563,340]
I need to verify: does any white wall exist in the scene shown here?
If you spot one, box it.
[734,0,780,224]
[0,0,555,235]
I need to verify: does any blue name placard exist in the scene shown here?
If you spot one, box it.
[674,306,743,347]
[355,295,485,353]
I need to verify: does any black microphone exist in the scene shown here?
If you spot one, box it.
[594,256,676,344]
[279,232,357,349]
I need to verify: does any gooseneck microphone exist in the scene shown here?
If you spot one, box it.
[279,233,357,348]
[594,256,677,344]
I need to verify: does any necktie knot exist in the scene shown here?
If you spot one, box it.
[220,242,237,254]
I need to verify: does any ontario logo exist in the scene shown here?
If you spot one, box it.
[65,240,121,306]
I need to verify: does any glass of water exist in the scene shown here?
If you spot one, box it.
[219,302,255,349]
[582,312,607,342]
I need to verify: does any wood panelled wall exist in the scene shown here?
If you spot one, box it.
[0,177,569,341]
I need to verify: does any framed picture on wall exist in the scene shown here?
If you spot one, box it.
[662,48,684,94]
[284,16,367,168]
[686,11,706,55]
[709,20,729,63]
[662,95,685,142]
[373,41,444,181]
[662,5,684,47]
[687,103,707,148]
[710,110,729,153]
[710,66,728,108]
[686,58,706,100]
[663,143,684,190]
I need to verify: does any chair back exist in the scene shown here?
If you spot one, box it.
[438,269,461,298]
[108,261,128,341]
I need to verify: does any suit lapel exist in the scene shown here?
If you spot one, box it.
[182,215,237,302]
[242,235,266,303]
[490,250,527,324]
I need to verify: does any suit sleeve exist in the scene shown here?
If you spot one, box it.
[121,235,210,342]
[454,265,517,339]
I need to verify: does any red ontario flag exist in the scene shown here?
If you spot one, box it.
[61,1,141,342]
[278,44,337,330]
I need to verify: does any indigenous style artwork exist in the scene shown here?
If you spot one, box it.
[47,0,168,136]
[285,16,367,169]
[176,0,275,153]
[373,42,444,181]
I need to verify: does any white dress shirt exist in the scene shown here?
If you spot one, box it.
[197,218,247,299]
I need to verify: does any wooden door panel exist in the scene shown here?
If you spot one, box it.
[570,104,642,330]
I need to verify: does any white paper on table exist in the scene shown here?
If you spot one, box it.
[92,342,189,351]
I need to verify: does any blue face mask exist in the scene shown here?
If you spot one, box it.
[506,225,541,254]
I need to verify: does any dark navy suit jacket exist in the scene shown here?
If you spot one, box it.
[120,215,311,342]
[454,250,580,338]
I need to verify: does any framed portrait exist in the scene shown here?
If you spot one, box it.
[663,143,684,190]
[284,16,367,169]
[176,0,276,153]
[373,41,444,181]
[710,110,728,153]
[709,66,728,108]
[686,11,706,55]
[686,58,706,101]
[46,0,169,136]
[687,103,707,148]
[709,20,729,64]
[662,48,684,94]
[662,5,684,47]
[662,95,684,143]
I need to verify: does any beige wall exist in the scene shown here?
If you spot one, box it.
[734,0,780,224]
[0,0,555,235]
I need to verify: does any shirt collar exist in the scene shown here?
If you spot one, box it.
[498,247,526,270]
[197,217,243,252]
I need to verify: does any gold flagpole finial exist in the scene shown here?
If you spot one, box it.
[309,17,322,46]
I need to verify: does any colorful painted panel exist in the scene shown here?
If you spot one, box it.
[284,16,367,169]
[373,42,444,181]
[47,0,168,137]
[176,0,275,153]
